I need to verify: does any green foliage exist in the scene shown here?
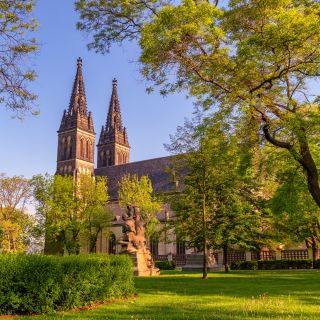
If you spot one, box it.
[32,174,110,255]
[231,259,314,270]
[118,174,162,237]
[154,260,175,270]
[15,270,320,320]
[75,0,320,211]
[0,254,135,315]
[258,259,313,270]
[230,260,258,270]
[167,113,271,273]
[0,0,38,116]
[0,174,40,252]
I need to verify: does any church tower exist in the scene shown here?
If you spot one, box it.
[97,79,130,168]
[56,58,95,176]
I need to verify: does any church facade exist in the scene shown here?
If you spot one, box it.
[56,58,187,260]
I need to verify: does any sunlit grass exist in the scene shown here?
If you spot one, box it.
[17,270,320,319]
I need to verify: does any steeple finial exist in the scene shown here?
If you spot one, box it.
[68,57,87,115]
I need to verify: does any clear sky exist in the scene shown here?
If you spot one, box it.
[0,0,194,178]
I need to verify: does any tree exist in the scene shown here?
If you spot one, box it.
[77,174,110,253]
[75,0,320,211]
[0,1,38,116]
[32,174,110,255]
[0,173,37,252]
[167,113,268,275]
[268,150,320,267]
[118,174,162,238]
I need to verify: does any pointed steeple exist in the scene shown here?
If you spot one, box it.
[58,58,94,134]
[97,78,130,168]
[69,57,87,115]
[99,78,128,145]
[106,78,123,131]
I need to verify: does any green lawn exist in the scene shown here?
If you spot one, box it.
[17,270,320,320]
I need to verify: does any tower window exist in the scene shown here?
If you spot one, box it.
[80,138,84,158]
[86,140,89,160]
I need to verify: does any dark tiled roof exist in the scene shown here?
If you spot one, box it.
[95,155,184,200]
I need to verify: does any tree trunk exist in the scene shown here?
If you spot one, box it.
[202,197,208,279]
[311,237,318,269]
[223,245,229,273]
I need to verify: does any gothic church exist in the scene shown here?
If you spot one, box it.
[56,58,185,257]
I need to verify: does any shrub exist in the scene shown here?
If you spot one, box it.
[231,260,258,270]
[155,260,176,270]
[258,259,312,270]
[230,259,313,270]
[0,254,135,315]
[313,259,320,269]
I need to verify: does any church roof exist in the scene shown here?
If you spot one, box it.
[94,155,185,200]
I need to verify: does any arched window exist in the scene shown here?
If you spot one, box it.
[100,151,106,167]
[61,137,67,160]
[67,136,72,159]
[108,233,116,254]
[86,140,89,159]
[106,150,111,166]
[80,138,84,158]
[118,152,122,165]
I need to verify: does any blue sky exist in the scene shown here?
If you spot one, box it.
[0,0,194,178]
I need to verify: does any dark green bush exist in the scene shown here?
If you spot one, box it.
[0,254,135,315]
[313,259,320,269]
[231,259,312,270]
[231,260,258,270]
[155,260,176,270]
[258,259,312,270]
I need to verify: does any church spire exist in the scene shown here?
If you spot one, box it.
[69,57,87,115]
[106,78,123,131]
[97,78,130,168]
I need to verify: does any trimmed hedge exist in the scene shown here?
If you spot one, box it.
[231,259,314,270]
[155,260,176,270]
[0,254,135,315]
[231,260,258,270]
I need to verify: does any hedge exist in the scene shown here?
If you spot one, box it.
[0,254,135,315]
[155,260,176,270]
[231,259,314,270]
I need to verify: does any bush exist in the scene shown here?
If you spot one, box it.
[258,259,312,270]
[313,259,320,269]
[155,260,176,270]
[231,260,258,270]
[0,254,135,315]
[231,259,312,270]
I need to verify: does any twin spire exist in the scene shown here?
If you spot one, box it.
[59,57,129,147]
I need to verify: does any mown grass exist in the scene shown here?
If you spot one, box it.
[17,270,320,320]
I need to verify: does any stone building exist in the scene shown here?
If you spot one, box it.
[56,58,188,261]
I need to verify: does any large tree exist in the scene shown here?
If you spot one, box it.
[0,173,37,252]
[0,0,38,116]
[167,114,269,275]
[75,0,320,210]
[32,174,110,255]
